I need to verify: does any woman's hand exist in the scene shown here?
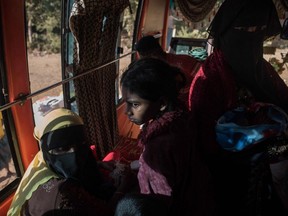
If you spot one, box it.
[97,160,116,171]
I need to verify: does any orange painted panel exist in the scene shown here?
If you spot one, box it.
[1,0,39,171]
[117,102,140,139]
[0,194,13,215]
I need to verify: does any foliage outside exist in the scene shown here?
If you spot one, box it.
[174,0,224,39]
[120,0,139,51]
[26,0,61,54]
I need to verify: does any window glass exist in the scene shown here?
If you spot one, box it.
[116,0,140,101]
[264,33,288,85]
[67,32,74,65]
[0,27,21,199]
[26,0,64,126]
[0,112,17,191]
[167,1,222,55]
[62,0,77,113]
[170,1,288,85]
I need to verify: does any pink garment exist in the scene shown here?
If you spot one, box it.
[138,153,172,196]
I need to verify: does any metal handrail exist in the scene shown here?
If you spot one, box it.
[0,51,135,112]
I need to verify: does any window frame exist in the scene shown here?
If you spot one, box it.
[0,15,24,202]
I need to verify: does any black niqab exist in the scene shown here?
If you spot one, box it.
[207,0,284,107]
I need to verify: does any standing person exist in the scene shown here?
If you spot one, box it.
[120,58,215,216]
[136,35,202,108]
[8,108,134,216]
[188,0,288,215]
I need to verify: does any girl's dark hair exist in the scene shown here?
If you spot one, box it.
[115,193,169,216]
[120,58,184,105]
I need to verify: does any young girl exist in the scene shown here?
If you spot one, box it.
[120,58,215,216]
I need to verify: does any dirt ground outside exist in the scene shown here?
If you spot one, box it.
[28,54,63,102]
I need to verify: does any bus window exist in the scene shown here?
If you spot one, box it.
[25,0,64,127]
[116,0,142,101]
[0,25,22,202]
[168,0,224,55]
[61,0,78,113]
[0,112,16,191]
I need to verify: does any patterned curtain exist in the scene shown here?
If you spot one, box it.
[69,0,129,159]
[274,0,288,18]
[175,0,218,22]
[280,0,288,10]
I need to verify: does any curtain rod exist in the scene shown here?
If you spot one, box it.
[0,51,135,112]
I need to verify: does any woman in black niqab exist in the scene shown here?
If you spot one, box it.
[208,0,288,111]
[187,0,288,215]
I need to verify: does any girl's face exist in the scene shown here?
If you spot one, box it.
[121,87,162,125]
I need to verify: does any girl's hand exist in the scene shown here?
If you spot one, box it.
[117,166,138,193]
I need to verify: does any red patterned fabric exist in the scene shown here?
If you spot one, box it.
[137,110,215,216]
[166,53,201,83]
[189,49,238,157]
[166,53,201,108]
[114,137,142,162]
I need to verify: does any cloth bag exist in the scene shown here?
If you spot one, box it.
[216,102,288,159]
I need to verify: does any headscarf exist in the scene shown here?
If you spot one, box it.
[38,109,107,195]
[34,108,86,179]
[7,152,57,216]
[8,108,102,215]
[208,0,281,45]
[207,0,284,107]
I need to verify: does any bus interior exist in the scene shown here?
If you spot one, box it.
[0,0,288,214]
